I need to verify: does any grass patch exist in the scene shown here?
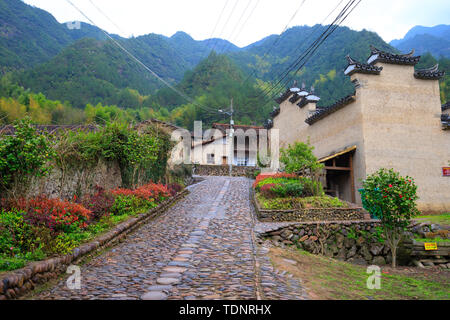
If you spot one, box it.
[414,237,450,243]
[256,193,348,210]
[268,246,450,300]
[415,213,450,226]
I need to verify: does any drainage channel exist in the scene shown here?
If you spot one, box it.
[141,179,230,300]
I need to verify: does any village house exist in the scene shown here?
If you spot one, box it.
[266,46,450,213]
[191,123,267,167]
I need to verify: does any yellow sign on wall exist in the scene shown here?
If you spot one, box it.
[424,243,438,251]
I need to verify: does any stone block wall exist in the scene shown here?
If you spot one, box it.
[257,208,365,222]
[260,221,398,266]
[193,164,259,177]
[25,160,122,200]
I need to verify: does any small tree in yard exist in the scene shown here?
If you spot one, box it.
[280,141,324,195]
[361,168,420,267]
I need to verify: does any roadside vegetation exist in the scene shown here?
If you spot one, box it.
[0,118,183,272]
[269,246,449,300]
[254,142,345,210]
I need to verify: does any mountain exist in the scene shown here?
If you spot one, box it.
[230,25,395,106]
[390,25,450,58]
[147,52,269,129]
[3,0,448,128]
[0,0,108,72]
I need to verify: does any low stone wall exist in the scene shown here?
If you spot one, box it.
[193,164,259,177]
[260,221,397,266]
[404,240,450,268]
[26,159,122,200]
[0,189,189,300]
[252,190,366,222]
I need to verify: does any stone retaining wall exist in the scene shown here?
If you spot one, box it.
[252,190,366,222]
[0,189,189,300]
[260,221,398,266]
[193,164,259,177]
[26,159,122,200]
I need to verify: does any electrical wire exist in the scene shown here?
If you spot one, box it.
[255,0,361,103]
[64,0,222,115]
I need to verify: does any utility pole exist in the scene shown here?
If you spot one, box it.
[219,98,234,177]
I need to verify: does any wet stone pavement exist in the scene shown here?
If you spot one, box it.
[34,176,308,300]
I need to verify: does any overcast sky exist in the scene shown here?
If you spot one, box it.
[23,0,450,47]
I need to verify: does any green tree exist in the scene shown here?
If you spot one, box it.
[360,168,420,267]
[0,117,54,194]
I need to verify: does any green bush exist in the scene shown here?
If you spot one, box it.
[0,117,54,191]
[360,168,420,267]
[0,209,40,255]
[256,176,323,198]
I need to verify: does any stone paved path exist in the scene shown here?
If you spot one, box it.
[33,177,308,300]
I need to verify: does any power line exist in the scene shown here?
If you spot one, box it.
[205,0,230,56]
[64,0,221,115]
[210,0,239,53]
[217,0,254,54]
[269,0,362,99]
[259,0,355,98]
[255,0,360,102]
[240,0,307,86]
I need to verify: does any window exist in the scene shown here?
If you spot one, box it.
[236,158,248,167]
[207,153,215,164]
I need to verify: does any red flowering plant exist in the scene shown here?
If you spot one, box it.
[360,168,419,267]
[80,186,115,220]
[110,183,171,215]
[253,173,298,189]
[111,183,170,203]
[167,183,183,197]
[260,183,279,199]
[15,196,93,234]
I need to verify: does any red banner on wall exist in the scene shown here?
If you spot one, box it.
[443,167,450,176]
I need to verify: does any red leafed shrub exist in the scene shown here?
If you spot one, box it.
[80,186,115,220]
[167,183,183,197]
[253,173,298,188]
[260,183,278,199]
[111,183,171,203]
[15,196,93,233]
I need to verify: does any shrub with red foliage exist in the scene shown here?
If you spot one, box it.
[253,173,298,188]
[80,186,115,220]
[111,183,171,203]
[260,183,278,199]
[15,196,93,233]
[167,183,183,197]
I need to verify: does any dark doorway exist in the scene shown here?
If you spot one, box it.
[321,150,356,203]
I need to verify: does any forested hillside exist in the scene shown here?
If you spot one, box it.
[1,0,448,129]
[0,0,107,72]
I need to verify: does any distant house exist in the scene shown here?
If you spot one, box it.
[267,46,449,213]
[191,123,268,167]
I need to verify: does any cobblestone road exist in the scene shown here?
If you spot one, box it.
[34,177,308,300]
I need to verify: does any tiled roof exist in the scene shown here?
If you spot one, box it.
[442,114,450,129]
[270,107,280,118]
[212,123,264,133]
[297,95,320,109]
[264,119,274,129]
[367,46,420,65]
[442,102,450,112]
[414,64,445,80]
[0,124,98,136]
[275,88,293,104]
[344,55,383,76]
[305,94,356,125]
